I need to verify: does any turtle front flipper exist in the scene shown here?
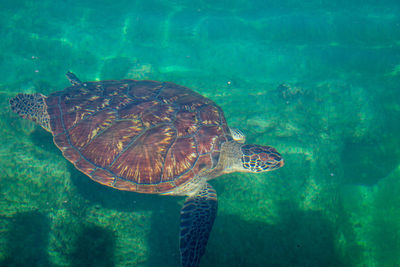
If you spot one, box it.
[229,127,246,143]
[180,183,218,267]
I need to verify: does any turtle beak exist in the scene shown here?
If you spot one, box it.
[270,152,284,170]
[279,158,285,168]
[267,149,284,170]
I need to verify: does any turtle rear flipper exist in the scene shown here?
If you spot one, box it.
[66,71,84,86]
[10,93,51,132]
[180,183,218,267]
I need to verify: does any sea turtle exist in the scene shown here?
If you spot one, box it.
[10,72,284,267]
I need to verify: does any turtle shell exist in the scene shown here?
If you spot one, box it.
[45,79,233,194]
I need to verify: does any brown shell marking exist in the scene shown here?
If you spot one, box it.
[199,104,221,125]
[174,110,198,136]
[46,79,232,194]
[127,80,163,98]
[196,125,223,154]
[82,119,143,166]
[110,124,176,184]
[162,137,197,180]
[68,109,116,149]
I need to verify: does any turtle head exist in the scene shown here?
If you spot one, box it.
[239,144,284,173]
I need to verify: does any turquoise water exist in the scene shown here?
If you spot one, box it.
[1,0,400,266]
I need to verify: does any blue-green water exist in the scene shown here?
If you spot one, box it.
[1,0,400,266]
